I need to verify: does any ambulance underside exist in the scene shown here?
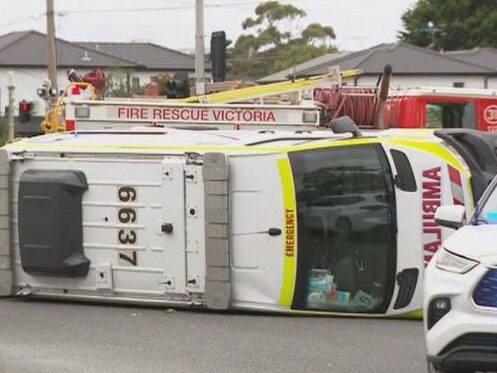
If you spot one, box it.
[1,129,493,316]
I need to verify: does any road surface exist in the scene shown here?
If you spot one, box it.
[0,299,426,373]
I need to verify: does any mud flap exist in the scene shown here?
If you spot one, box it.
[0,149,12,296]
[203,153,231,310]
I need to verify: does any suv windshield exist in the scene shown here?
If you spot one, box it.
[288,144,396,313]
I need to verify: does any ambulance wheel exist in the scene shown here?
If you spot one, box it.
[335,217,351,239]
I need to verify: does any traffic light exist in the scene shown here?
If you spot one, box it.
[18,100,32,123]
[211,31,228,82]
[165,71,190,99]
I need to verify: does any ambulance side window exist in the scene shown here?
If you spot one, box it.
[390,149,417,192]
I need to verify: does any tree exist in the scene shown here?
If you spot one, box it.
[228,1,337,80]
[399,0,497,51]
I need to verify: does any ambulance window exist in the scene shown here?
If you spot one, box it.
[289,144,396,314]
[426,102,476,129]
[390,149,417,192]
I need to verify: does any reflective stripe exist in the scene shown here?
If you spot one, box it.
[277,157,297,306]
[293,137,381,151]
[388,138,474,207]
[4,137,382,154]
[387,138,470,177]
[4,142,276,154]
[389,309,423,319]
[5,135,469,162]
[448,165,464,205]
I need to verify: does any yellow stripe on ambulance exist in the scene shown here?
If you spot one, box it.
[277,157,297,307]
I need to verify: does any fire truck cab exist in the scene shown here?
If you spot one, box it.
[384,87,497,131]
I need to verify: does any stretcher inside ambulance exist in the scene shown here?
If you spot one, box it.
[2,125,497,317]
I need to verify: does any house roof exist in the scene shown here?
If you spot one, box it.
[0,30,205,71]
[0,30,28,51]
[444,47,497,71]
[79,42,204,71]
[257,53,347,83]
[285,43,497,79]
[0,30,138,68]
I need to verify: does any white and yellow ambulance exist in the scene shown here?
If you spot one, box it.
[2,102,497,317]
[5,97,497,316]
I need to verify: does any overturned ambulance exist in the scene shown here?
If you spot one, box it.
[1,123,496,317]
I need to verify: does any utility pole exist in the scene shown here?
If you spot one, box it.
[46,0,58,92]
[195,0,205,95]
[7,72,15,142]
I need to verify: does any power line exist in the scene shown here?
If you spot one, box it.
[57,0,387,15]
[0,1,411,26]
[59,2,261,14]
[0,14,44,28]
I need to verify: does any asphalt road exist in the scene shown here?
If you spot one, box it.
[0,299,426,373]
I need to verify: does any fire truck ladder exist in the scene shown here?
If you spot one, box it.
[178,69,363,104]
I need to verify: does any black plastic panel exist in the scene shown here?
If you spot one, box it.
[390,149,417,192]
[440,333,497,355]
[427,297,451,330]
[393,268,419,309]
[18,169,90,277]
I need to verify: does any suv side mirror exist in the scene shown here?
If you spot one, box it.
[435,205,466,230]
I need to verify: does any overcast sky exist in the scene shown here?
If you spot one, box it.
[4,0,418,52]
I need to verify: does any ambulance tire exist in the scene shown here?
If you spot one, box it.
[335,217,351,239]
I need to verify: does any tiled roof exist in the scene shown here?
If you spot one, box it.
[444,47,497,70]
[299,43,496,76]
[0,30,138,68]
[79,42,201,71]
[258,43,496,81]
[0,30,205,71]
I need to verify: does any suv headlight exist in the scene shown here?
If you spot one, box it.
[436,248,479,274]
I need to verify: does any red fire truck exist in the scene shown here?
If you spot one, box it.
[314,71,497,131]
[386,87,497,131]
[41,67,497,134]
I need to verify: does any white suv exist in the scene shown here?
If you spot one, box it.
[425,180,497,373]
